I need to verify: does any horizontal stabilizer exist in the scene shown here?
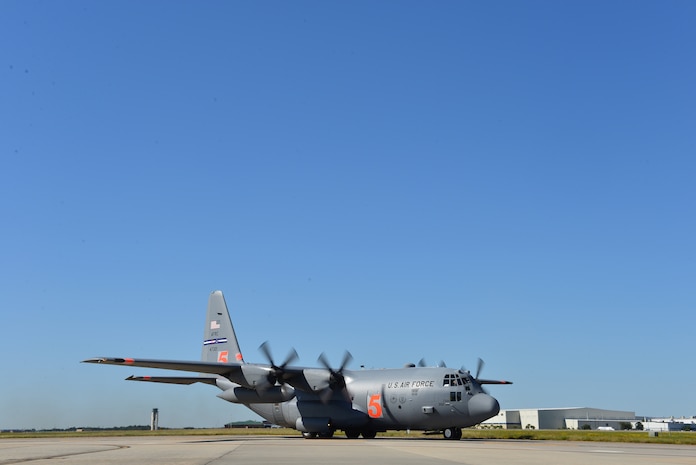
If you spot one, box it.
[82,357,243,376]
[126,375,219,385]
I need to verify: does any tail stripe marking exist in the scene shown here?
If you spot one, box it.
[203,338,229,345]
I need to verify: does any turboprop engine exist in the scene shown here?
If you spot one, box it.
[217,384,295,404]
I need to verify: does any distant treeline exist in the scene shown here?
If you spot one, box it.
[2,425,158,433]
[3,421,266,433]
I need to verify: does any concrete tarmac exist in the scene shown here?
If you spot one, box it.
[1,435,694,465]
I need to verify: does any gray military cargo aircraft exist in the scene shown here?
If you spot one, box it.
[84,290,511,439]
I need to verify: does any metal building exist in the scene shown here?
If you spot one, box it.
[481,407,636,430]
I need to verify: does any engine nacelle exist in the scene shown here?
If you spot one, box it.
[236,364,273,390]
[217,385,295,404]
[298,368,331,392]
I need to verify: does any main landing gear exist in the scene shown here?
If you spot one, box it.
[343,429,376,439]
[443,427,462,440]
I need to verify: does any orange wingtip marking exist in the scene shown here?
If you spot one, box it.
[124,358,135,365]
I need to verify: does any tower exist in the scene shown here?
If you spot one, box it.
[150,408,159,431]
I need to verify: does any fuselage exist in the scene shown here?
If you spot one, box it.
[237,366,500,433]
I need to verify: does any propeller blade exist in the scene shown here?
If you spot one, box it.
[477,379,513,385]
[281,347,299,368]
[318,352,332,371]
[316,353,336,404]
[418,358,427,367]
[259,341,275,366]
[339,351,353,372]
[317,385,352,404]
[318,351,352,372]
[476,358,485,380]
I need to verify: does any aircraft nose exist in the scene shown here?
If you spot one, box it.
[468,393,500,421]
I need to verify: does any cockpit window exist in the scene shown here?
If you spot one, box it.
[443,372,465,387]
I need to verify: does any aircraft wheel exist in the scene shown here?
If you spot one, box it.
[318,430,334,439]
[302,432,318,439]
[443,427,461,440]
[453,427,462,440]
[345,429,360,439]
[361,430,377,439]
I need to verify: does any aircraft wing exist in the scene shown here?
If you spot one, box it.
[82,357,243,376]
[126,375,219,385]
[83,357,331,394]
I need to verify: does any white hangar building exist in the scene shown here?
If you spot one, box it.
[481,407,636,430]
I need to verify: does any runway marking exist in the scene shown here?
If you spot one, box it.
[0,444,126,465]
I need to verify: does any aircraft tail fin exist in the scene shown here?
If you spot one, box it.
[201,290,245,364]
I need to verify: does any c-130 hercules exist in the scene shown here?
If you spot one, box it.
[84,291,511,439]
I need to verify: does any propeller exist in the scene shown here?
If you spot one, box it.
[258,341,299,387]
[317,351,353,403]
[461,357,513,392]
[419,359,454,368]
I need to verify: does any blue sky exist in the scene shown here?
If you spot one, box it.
[1,1,694,429]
